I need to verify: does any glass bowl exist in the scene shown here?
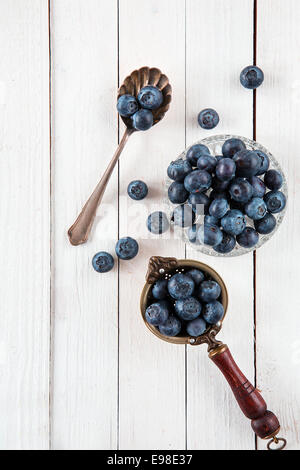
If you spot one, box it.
[166,134,288,257]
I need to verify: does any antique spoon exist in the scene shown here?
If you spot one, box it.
[68,66,172,246]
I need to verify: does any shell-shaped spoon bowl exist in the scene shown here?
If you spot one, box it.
[117,66,172,130]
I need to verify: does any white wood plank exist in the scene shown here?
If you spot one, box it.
[51,0,118,449]
[118,0,186,449]
[0,0,50,449]
[185,0,255,449]
[256,0,300,451]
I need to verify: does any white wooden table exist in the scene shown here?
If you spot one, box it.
[0,0,299,450]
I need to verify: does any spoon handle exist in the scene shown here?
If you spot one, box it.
[68,127,134,246]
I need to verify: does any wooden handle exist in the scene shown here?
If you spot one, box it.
[209,345,280,439]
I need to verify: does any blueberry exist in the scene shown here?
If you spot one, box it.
[209,189,228,201]
[264,170,283,190]
[145,301,169,326]
[240,65,264,89]
[159,316,182,337]
[244,197,267,220]
[168,181,188,204]
[168,273,195,300]
[117,94,138,117]
[255,150,270,175]
[167,159,192,182]
[197,224,223,247]
[127,180,148,200]
[147,211,169,234]
[115,237,139,260]
[216,158,236,181]
[92,251,114,273]
[233,150,261,177]
[254,213,276,234]
[137,85,163,110]
[249,176,266,198]
[215,155,225,163]
[198,108,219,129]
[175,296,202,321]
[152,279,169,300]
[212,178,230,191]
[187,224,200,244]
[188,192,210,215]
[172,204,195,227]
[209,198,229,219]
[229,178,254,203]
[236,227,259,248]
[186,144,210,166]
[221,209,246,235]
[204,215,219,226]
[184,170,212,194]
[198,280,221,302]
[214,232,236,254]
[185,269,205,286]
[264,190,286,214]
[132,109,153,131]
[186,317,207,337]
[197,154,217,173]
[222,138,246,158]
[203,301,224,324]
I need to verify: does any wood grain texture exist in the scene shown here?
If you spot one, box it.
[0,0,50,449]
[118,0,186,450]
[256,0,300,450]
[50,0,118,449]
[185,0,256,450]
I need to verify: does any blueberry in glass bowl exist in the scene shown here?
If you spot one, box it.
[165,135,287,257]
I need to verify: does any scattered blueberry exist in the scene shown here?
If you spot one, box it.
[184,170,212,194]
[92,251,114,273]
[229,178,253,203]
[221,209,246,235]
[145,301,169,326]
[240,65,264,89]
[197,155,217,173]
[137,85,163,110]
[127,180,148,200]
[132,109,153,131]
[185,269,205,286]
[172,204,195,227]
[159,316,182,337]
[249,176,266,198]
[264,190,286,214]
[147,211,169,234]
[236,227,259,248]
[203,301,224,324]
[117,94,138,117]
[168,273,195,300]
[244,197,267,220]
[188,192,210,215]
[254,213,276,234]
[255,150,270,175]
[214,232,236,254]
[198,280,221,302]
[175,296,202,321]
[167,159,192,182]
[264,170,283,190]
[216,158,236,182]
[222,138,246,158]
[152,279,169,300]
[233,150,260,177]
[186,317,207,337]
[197,224,223,247]
[115,237,139,260]
[168,181,188,204]
[198,108,219,129]
[209,198,229,219]
[186,144,210,166]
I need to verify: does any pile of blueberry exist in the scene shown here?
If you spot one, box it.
[145,268,224,338]
[167,137,286,253]
[117,85,163,131]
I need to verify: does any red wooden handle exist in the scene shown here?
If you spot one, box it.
[209,345,280,439]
